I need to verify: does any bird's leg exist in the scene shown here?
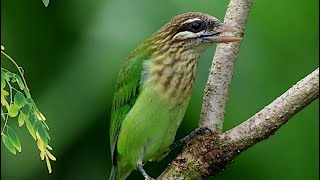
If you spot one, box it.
[169,127,212,150]
[138,163,154,180]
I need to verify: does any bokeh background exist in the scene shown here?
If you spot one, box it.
[1,0,319,179]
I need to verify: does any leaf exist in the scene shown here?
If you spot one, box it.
[21,103,32,116]
[1,90,9,109]
[40,151,45,160]
[44,126,51,140]
[5,71,14,81]
[2,70,10,81]
[37,138,45,152]
[14,91,26,109]
[15,75,25,90]
[1,107,5,120]
[2,134,16,154]
[25,117,36,140]
[10,76,17,83]
[45,154,52,174]
[7,126,21,152]
[8,104,19,117]
[47,144,53,150]
[42,0,50,7]
[18,113,25,127]
[46,149,56,161]
[37,124,48,147]
[1,73,5,90]
[31,116,38,132]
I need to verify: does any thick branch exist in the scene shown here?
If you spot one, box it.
[199,0,254,133]
[224,67,319,147]
[158,68,319,179]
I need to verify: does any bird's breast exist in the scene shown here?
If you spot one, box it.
[142,51,199,105]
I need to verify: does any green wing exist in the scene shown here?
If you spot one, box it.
[110,47,151,165]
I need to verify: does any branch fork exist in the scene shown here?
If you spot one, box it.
[157,0,319,179]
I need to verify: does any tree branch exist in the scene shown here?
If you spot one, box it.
[199,0,254,133]
[158,68,319,180]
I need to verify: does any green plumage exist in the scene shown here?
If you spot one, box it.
[109,40,195,179]
[109,12,240,180]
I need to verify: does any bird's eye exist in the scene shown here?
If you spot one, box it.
[187,20,205,33]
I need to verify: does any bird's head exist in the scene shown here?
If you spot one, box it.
[148,12,241,53]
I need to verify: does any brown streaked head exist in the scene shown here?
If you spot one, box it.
[149,12,241,52]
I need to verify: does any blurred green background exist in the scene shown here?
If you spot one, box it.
[1,0,319,179]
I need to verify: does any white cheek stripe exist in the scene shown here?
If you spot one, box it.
[182,18,202,25]
[173,30,205,40]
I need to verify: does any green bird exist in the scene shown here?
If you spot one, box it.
[109,12,240,180]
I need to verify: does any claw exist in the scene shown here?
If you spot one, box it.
[169,126,212,151]
[195,127,212,135]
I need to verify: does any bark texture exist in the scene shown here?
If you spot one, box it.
[199,0,254,133]
[158,68,319,180]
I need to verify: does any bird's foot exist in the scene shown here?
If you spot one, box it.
[169,127,212,150]
[138,163,155,180]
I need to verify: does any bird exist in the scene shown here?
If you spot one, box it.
[109,12,241,180]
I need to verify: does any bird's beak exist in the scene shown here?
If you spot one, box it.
[206,24,242,43]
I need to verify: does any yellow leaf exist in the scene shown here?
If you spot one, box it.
[47,144,53,150]
[2,89,9,96]
[40,151,45,160]
[18,113,25,127]
[37,139,45,152]
[45,155,52,174]
[35,132,40,140]
[46,149,56,161]
[8,104,19,117]
[1,90,9,109]
[39,112,46,120]
[1,45,4,50]
[33,106,46,121]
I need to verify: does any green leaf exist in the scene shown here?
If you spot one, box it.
[10,76,17,83]
[26,98,33,104]
[44,125,51,140]
[2,134,16,154]
[37,124,48,146]
[5,71,15,80]
[18,113,25,126]
[31,116,38,132]
[15,75,25,90]
[25,117,36,140]
[2,70,10,81]
[14,91,26,109]
[21,103,32,116]
[1,74,5,90]
[42,0,50,7]
[1,107,5,120]
[8,104,19,117]
[7,126,21,152]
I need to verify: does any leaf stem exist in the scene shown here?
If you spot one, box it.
[1,79,13,135]
[1,51,31,98]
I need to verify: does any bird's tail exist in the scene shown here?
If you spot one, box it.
[109,165,118,180]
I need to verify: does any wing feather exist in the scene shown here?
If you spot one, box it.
[109,48,151,165]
